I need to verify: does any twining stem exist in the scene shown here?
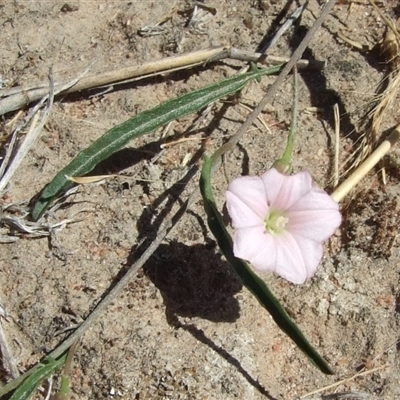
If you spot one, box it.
[50,340,79,400]
[272,67,299,174]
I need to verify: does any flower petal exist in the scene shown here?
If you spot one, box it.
[282,234,324,282]
[272,233,309,284]
[290,186,340,212]
[233,226,274,264]
[288,189,341,241]
[226,176,268,228]
[261,169,313,211]
[289,209,341,241]
[234,228,315,284]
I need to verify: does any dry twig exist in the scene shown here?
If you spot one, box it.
[0,47,325,116]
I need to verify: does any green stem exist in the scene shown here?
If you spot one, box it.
[272,67,299,174]
[50,340,79,400]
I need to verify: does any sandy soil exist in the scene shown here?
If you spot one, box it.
[0,1,399,399]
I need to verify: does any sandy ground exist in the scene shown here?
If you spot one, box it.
[0,1,400,399]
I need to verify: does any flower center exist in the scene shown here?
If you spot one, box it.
[265,209,289,235]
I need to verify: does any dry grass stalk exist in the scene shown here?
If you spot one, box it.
[0,202,87,238]
[336,2,400,186]
[356,1,400,166]
[0,66,93,195]
[0,47,325,116]
[300,364,388,398]
[301,336,400,399]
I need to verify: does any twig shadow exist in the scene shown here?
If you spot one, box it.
[171,320,279,400]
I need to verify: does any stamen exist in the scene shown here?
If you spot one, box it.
[265,210,288,235]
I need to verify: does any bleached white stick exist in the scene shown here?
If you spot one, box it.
[331,125,400,202]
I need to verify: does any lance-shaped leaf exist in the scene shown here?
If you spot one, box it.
[32,65,283,220]
[8,353,67,400]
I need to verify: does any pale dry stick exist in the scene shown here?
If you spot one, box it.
[351,0,383,4]
[0,87,58,184]
[0,73,54,193]
[0,94,50,184]
[226,49,325,70]
[0,110,40,183]
[0,49,219,99]
[333,103,340,187]
[331,124,400,202]
[159,121,174,140]
[0,120,22,180]
[68,174,119,184]
[4,109,23,127]
[299,364,388,398]
[321,392,371,400]
[0,47,325,116]
[336,31,369,51]
[304,106,323,113]
[44,377,54,400]
[0,113,40,192]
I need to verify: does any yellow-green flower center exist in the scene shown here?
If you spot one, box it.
[265,210,289,235]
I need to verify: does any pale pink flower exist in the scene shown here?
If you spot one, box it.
[226,168,341,284]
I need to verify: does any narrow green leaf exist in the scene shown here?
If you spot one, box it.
[9,353,67,400]
[200,155,334,375]
[32,65,283,220]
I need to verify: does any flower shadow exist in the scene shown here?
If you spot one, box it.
[144,241,278,399]
[144,241,242,323]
